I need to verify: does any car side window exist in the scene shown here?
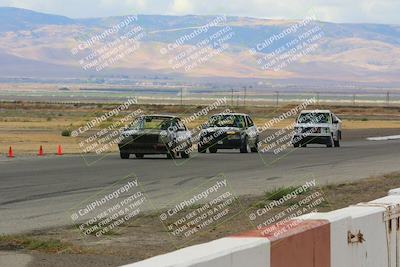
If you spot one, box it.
[332,114,339,123]
[247,116,254,127]
[175,119,187,131]
[239,116,246,128]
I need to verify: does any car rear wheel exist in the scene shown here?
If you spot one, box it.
[209,147,218,153]
[120,153,130,159]
[135,153,144,159]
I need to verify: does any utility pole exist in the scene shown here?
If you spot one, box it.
[231,88,234,106]
[180,88,183,106]
[243,86,247,106]
[386,91,390,106]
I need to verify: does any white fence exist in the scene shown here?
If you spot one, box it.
[124,189,400,267]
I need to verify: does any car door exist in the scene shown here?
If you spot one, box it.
[245,116,258,146]
[174,119,192,149]
[331,113,340,140]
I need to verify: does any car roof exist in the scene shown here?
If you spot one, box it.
[142,114,178,119]
[300,110,332,114]
[211,113,249,116]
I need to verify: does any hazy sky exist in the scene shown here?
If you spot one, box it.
[1,0,400,24]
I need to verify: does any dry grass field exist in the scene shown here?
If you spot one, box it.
[1,101,399,155]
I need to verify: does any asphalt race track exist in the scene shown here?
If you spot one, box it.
[1,138,400,234]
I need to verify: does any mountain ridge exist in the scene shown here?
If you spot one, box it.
[0,7,399,83]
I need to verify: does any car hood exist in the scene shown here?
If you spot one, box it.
[121,129,164,136]
[294,123,332,128]
[203,127,242,132]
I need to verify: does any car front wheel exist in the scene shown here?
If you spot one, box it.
[198,145,207,153]
[120,153,130,159]
[240,137,250,153]
[251,139,259,153]
[334,139,340,147]
[326,137,334,148]
[167,152,176,159]
[181,150,190,158]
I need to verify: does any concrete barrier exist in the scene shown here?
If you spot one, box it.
[123,189,400,267]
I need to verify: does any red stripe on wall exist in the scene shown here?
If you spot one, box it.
[233,219,331,267]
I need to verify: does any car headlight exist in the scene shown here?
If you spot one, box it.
[321,127,330,134]
[294,127,302,134]
[121,132,130,138]
[160,131,168,138]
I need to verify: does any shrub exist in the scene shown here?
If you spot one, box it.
[264,186,302,201]
[61,129,71,137]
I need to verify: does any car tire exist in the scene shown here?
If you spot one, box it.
[334,139,340,147]
[198,145,207,153]
[327,137,334,148]
[135,153,144,159]
[166,147,177,159]
[240,137,249,153]
[209,147,218,153]
[181,150,190,158]
[251,139,259,153]
[120,153,130,159]
[166,152,176,159]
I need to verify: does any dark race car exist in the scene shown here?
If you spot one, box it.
[118,115,192,159]
[197,113,259,153]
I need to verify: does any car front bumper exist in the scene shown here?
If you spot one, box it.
[200,133,243,149]
[292,135,332,145]
[118,142,169,154]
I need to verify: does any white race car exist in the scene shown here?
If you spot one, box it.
[292,110,342,148]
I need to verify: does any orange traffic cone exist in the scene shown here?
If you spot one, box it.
[57,145,63,156]
[38,145,44,156]
[8,146,14,158]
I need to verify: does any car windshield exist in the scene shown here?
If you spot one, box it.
[297,112,331,124]
[209,115,245,128]
[129,117,174,130]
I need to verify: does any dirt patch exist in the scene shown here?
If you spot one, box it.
[27,252,132,267]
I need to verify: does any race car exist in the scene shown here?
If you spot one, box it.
[118,115,192,159]
[292,110,342,148]
[198,113,259,153]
